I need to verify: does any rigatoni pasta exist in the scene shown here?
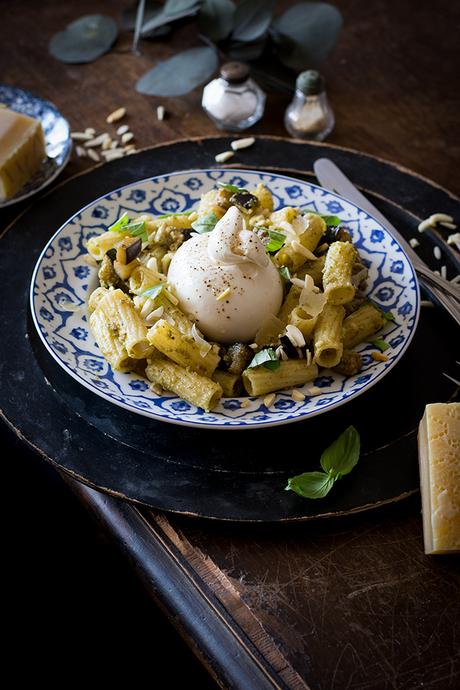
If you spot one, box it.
[86,180,391,412]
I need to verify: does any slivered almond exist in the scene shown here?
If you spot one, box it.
[215,150,234,163]
[87,149,100,162]
[84,133,110,148]
[291,389,305,402]
[231,137,255,151]
[71,131,92,141]
[157,105,166,121]
[121,132,134,144]
[263,393,276,408]
[106,107,126,123]
[116,124,129,136]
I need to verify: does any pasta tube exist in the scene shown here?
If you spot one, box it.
[296,254,326,288]
[277,285,301,326]
[146,359,222,412]
[147,319,220,377]
[129,265,164,295]
[243,360,318,396]
[289,306,317,340]
[313,303,345,368]
[93,288,153,360]
[342,303,385,349]
[89,308,131,371]
[212,370,242,397]
[323,241,357,305]
[86,231,127,261]
[275,214,325,271]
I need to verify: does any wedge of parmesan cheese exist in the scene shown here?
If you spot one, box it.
[418,402,460,554]
[0,107,46,200]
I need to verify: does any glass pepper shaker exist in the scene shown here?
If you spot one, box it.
[284,70,334,141]
[202,61,266,131]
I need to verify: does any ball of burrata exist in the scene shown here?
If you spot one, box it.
[167,207,283,343]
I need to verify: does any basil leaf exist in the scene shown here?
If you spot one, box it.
[285,471,335,499]
[322,214,341,227]
[156,211,193,219]
[142,284,164,299]
[263,360,281,371]
[303,209,342,227]
[192,212,218,234]
[278,266,291,282]
[109,212,129,232]
[247,347,280,370]
[266,229,286,253]
[217,182,246,193]
[126,220,149,243]
[320,425,360,478]
[370,338,390,352]
[381,310,395,322]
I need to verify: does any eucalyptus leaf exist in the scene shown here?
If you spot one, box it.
[228,37,267,61]
[136,46,218,96]
[285,471,334,499]
[272,2,343,70]
[320,425,360,478]
[49,14,118,64]
[232,0,276,42]
[198,0,236,42]
[140,0,200,34]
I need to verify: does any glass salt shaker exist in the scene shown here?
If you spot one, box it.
[284,70,334,141]
[202,61,266,131]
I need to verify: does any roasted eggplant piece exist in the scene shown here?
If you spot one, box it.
[116,236,142,265]
[333,350,363,376]
[98,251,130,293]
[230,191,258,213]
[222,343,253,375]
[323,226,352,244]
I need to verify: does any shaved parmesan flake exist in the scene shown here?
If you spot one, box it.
[286,324,306,348]
[299,288,326,318]
[145,306,164,324]
[191,323,212,357]
[291,240,317,260]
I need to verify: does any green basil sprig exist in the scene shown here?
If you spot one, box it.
[370,338,390,352]
[192,211,218,234]
[247,347,280,371]
[108,213,149,243]
[266,229,286,253]
[157,210,193,219]
[303,209,341,227]
[286,426,360,499]
[217,182,247,194]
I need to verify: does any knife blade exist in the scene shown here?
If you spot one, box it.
[313,157,460,304]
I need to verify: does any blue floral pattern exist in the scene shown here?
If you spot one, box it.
[30,170,419,429]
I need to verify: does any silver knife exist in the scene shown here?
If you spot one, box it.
[314,158,460,324]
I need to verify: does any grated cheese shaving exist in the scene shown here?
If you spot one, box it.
[191,323,212,357]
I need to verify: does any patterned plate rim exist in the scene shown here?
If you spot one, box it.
[29,168,420,430]
[0,84,72,208]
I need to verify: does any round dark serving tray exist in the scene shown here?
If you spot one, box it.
[1,137,459,521]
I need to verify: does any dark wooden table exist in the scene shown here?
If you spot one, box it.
[2,2,459,689]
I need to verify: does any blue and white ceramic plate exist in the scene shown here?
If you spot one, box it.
[0,84,71,208]
[30,169,420,429]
